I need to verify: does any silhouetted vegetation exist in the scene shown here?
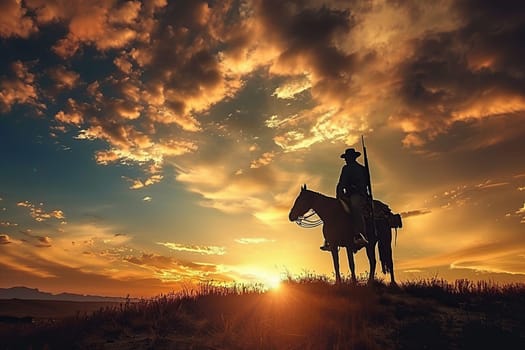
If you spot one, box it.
[1,276,524,349]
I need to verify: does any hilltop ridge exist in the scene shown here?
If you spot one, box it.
[0,286,128,302]
[1,277,525,349]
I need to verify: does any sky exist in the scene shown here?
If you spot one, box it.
[1,0,524,297]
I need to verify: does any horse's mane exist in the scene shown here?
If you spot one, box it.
[304,189,335,201]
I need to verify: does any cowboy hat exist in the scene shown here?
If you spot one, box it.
[340,148,361,159]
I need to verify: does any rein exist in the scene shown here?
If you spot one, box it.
[295,209,323,228]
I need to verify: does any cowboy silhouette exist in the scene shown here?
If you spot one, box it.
[320,148,369,251]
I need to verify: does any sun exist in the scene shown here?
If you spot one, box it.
[263,274,282,291]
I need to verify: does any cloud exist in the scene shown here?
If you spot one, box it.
[250,152,275,169]
[16,201,66,222]
[0,0,37,38]
[400,209,431,219]
[123,252,234,283]
[393,0,525,148]
[24,0,144,58]
[0,0,522,239]
[0,221,18,227]
[516,203,525,224]
[122,174,163,190]
[0,61,40,112]
[273,75,311,99]
[36,236,52,248]
[398,240,525,276]
[0,234,12,245]
[157,242,226,256]
[48,65,80,90]
[55,110,83,125]
[235,237,275,245]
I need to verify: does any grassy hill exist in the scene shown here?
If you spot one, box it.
[1,277,524,349]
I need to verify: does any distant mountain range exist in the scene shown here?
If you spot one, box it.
[0,287,128,302]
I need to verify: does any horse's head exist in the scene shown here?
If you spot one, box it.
[289,184,312,222]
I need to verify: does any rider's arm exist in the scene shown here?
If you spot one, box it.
[336,165,349,198]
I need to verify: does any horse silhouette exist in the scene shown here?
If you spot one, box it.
[289,185,396,285]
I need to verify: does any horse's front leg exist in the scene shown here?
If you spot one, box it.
[366,242,376,284]
[330,248,341,284]
[390,263,397,286]
[346,247,357,284]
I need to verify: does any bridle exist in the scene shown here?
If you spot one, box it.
[294,209,323,228]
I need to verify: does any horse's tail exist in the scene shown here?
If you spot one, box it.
[377,219,393,274]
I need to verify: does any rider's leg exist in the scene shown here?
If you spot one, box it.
[350,194,367,238]
[350,194,368,250]
[320,239,331,251]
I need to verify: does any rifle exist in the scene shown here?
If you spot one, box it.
[361,135,377,238]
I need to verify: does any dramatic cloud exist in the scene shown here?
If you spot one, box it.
[273,75,312,99]
[23,0,144,58]
[394,0,525,148]
[1,0,524,293]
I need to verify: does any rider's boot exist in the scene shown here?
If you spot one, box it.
[320,240,331,251]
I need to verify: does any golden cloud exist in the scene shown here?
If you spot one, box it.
[398,240,525,276]
[157,242,226,256]
[0,0,37,38]
[0,234,12,244]
[235,237,275,245]
[17,201,66,222]
[273,75,312,99]
[55,110,83,125]
[36,236,52,248]
[48,65,80,90]
[25,0,143,58]
[250,152,275,169]
[0,61,39,112]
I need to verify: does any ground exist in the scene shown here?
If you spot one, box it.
[1,277,524,349]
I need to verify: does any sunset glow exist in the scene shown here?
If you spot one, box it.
[1,0,524,297]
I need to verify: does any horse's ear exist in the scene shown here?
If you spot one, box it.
[302,184,307,191]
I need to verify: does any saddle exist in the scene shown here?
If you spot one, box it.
[339,197,403,229]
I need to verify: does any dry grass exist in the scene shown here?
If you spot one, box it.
[1,276,524,349]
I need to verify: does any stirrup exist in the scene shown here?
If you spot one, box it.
[353,233,368,246]
[320,244,331,251]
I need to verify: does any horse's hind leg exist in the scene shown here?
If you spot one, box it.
[366,243,376,284]
[390,262,397,286]
[346,247,357,284]
[330,248,342,284]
